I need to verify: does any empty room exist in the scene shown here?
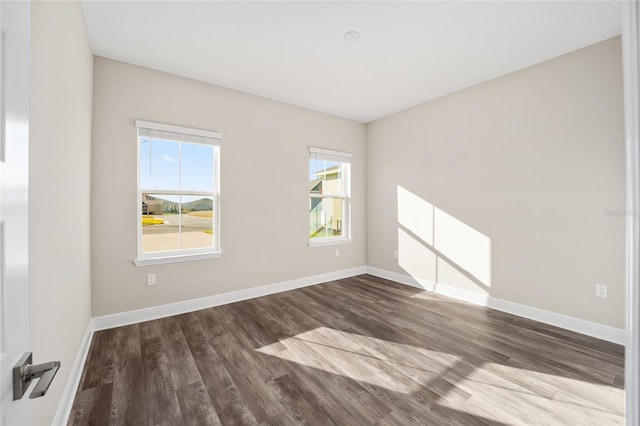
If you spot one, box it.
[1,0,639,425]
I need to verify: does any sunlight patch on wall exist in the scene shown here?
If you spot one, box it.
[396,185,492,294]
[434,207,491,287]
[437,259,489,295]
[398,227,437,285]
[397,186,434,245]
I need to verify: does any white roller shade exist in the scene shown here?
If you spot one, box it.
[136,120,221,145]
[309,147,351,163]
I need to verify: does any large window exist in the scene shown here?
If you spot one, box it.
[309,147,351,246]
[134,120,221,265]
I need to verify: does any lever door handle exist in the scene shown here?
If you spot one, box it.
[13,352,61,400]
[28,361,60,398]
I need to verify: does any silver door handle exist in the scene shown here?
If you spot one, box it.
[13,352,61,400]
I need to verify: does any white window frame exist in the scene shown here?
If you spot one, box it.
[134,120,222,266]
[308,147,352,247]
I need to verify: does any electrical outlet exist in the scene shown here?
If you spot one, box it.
[147,273,156,286]
[335,248,340,257]
[596,283,607,298]
[394,250,399,259]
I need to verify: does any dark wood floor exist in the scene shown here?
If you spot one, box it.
[69,274,625,425]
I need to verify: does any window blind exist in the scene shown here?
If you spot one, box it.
[136,120,221,146]
[309,147,352,163]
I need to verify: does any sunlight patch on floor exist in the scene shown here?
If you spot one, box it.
[256,327,624,425]
[440,361,625,425]
[256,327,461,393]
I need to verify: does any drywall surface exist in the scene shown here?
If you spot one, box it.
[29,1,94,424]
[366,37,625,328]
[91,57,366,316]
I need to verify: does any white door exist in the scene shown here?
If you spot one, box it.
[0,1,31,425]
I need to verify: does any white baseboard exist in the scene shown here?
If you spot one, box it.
[52,320,94,426]
[366,266,625,345]
[366,266,436,291]
[93,266,368,331]
[93,264,625,342]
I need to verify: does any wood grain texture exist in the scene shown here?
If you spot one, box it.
[68,274,625,425]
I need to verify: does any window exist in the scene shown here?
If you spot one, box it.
[134,120,221,266]
[309,147,351,246]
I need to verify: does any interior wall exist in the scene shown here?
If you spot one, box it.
[29,1,94,424]
[91,57,366,317]
[366,37,625,329]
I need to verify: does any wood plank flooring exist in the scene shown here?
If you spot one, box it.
[68,274,625,425]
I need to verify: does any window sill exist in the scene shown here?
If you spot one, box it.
[308,238,352,248]
[133,251,222,266]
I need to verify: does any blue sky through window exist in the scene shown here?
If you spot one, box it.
[140,138,215,203]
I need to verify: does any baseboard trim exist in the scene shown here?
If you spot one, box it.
[366,266,436,291]
[93,266,368,331]
[52,320,94,426]
[366,266,625,345]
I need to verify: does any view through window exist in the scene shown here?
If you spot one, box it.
[309,147,351,244]
[137,121,220,261]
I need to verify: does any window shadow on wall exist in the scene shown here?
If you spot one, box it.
[397,185,492,296]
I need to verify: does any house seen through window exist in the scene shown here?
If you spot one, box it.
[309,147,351,245]
[135,120,221,265]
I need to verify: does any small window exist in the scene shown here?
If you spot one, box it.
[309,147,351,246]
[134,120,221,266]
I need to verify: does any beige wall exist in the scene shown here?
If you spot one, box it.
[29,1,94,424]
[91,57,366,316]
[366,37,625,329]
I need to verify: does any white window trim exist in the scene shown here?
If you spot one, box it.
[308,147,351,247]
[308,237,352,248]
[133,251,222,267]
[134,120,222,266]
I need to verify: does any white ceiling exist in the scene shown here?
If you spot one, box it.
[81,1,622,123]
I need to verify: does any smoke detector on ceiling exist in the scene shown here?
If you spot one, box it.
[344,31,360,42]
